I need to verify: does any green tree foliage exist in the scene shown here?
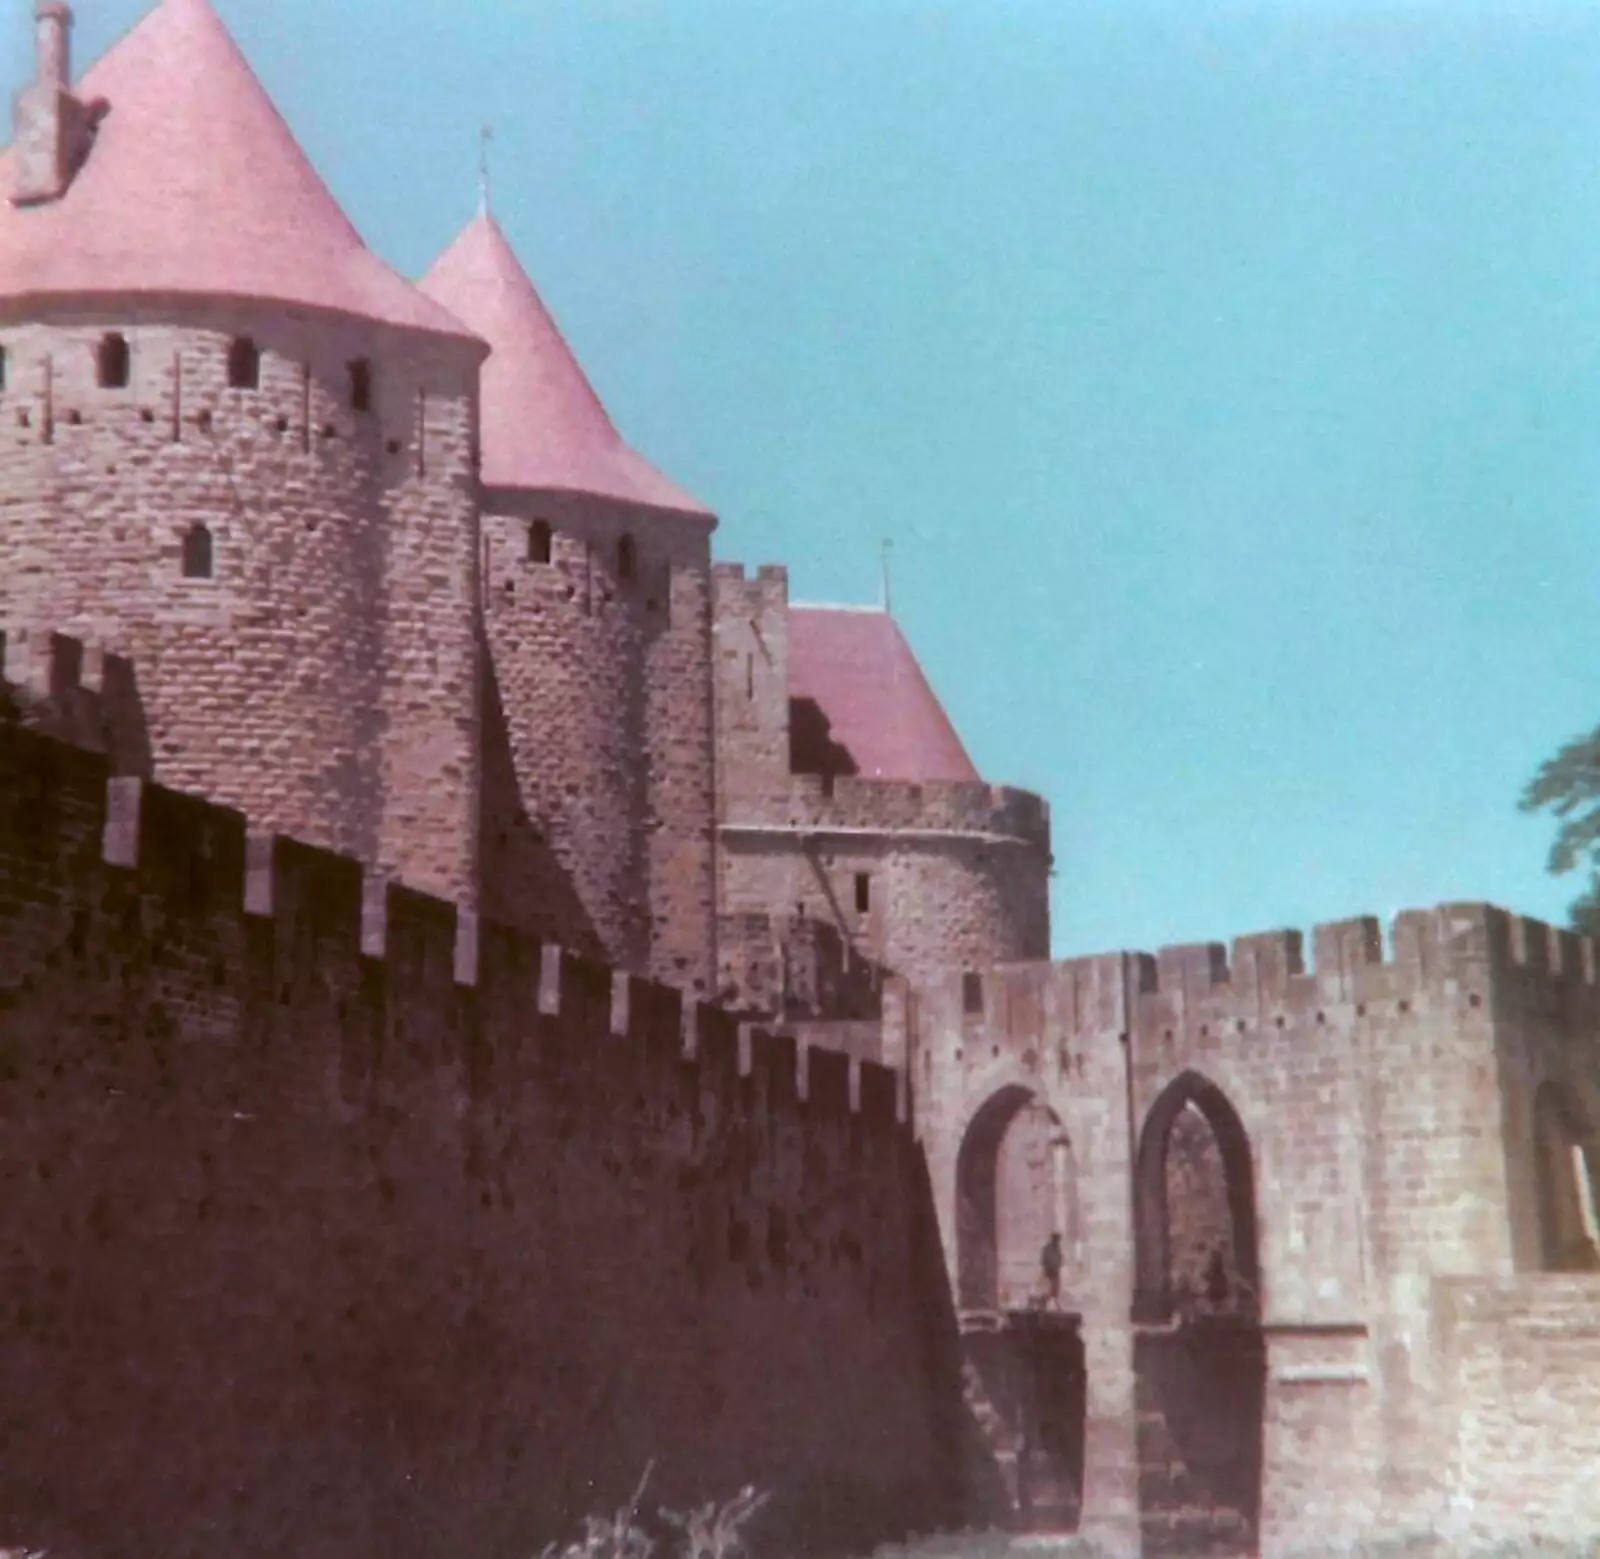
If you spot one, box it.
[1520,725,1600,937]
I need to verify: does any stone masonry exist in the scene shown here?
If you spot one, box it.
[0,302,486,910]
[894,909,1600,1554]
[712,562,1052,1027]
[0,682,957,1559]
[3,5,1600,1557]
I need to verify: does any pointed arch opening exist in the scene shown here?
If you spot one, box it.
[957,1085,1078,1315]
[1533,1082,1600,1273]
[1133,1069,1260,1325]
[954,1083,1085,1534]
[1132,1071,1266,1557]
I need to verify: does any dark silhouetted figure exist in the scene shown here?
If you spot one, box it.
[1040,1232,1064,1310]
[1204,1246,1230,1307]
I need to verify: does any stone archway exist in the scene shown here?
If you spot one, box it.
[1131,1071,1266,1558]
[953,1084,1085,1534]
[1533,1082,1600,1272]
[957,1084,1079,1314]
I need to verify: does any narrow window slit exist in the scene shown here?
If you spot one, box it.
[181,523,214,580]
[348,358,372,412]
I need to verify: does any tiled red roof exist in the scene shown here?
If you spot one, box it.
[788,607,981,784]
[0,0,479,343]
[419,212,713,516]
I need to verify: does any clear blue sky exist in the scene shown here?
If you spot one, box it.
[8,0,1600,960]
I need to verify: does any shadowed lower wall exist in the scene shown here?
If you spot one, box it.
[0,714,960,1559]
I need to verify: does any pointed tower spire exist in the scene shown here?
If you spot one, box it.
[788,607,979,783]
[477,123,494,217]
[419,213,712,514]
[1,0,481,339]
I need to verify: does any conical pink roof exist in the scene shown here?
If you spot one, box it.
[419,212,713,517]
[0,0,479,343]
[788,606,981,784]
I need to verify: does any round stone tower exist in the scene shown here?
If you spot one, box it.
[0,0,489,906]
[712,565,1052,1020]
[420,212,719,991]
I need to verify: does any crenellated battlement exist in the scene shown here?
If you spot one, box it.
[1122,903,1600,1016]
[919,904,1600,1044]
[0,623,151,773]
[0,711,912,1152]
[0,690,943,1559]
[710,560,789,594]
[899,903,1600,1164]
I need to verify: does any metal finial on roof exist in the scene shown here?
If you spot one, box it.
[881,537,894,615]
[478,124,495,216]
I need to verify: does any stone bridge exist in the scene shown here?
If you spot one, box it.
[888,905,1600,1555]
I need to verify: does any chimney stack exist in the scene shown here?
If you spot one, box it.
[11,0,94,207]
[35,2,73,92]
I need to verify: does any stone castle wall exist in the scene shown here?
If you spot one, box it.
[639,514,719,999]
[6,632,1600,1557]
[1433,1275,1600,1546]
[477,488,717,993]
[3,319,1595,1557]
[0,300,485,908]
[711,563,1050,1016]
[1472,916,1600,1273]
[0,683,959,1559]
[894,907,1600,1554]
[478,489,654,969]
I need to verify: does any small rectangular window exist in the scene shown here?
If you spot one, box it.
[97,332,130,390]
[0,343,8,393]
[963,972,984,1016]
[228,336,261,390]
[854,873,871,913]
[348,358,372,412]
[181,523,214,580]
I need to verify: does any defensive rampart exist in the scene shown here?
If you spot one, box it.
[712,562,1052,1011]
[0,658,961,1559]
[897,908,1600,1555]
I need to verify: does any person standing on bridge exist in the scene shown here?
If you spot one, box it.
[1040,1232,1064,1310]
